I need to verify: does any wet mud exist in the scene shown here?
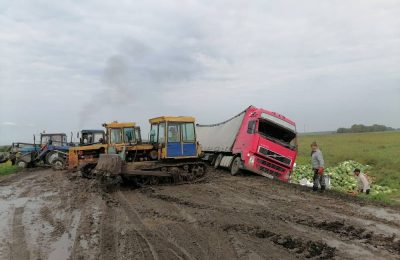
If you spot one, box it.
[0,169,399,259]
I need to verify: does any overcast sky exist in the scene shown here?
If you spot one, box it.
[1,0,399,144]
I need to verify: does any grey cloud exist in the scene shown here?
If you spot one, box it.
[1,0,400,144]
[79,33,221,125]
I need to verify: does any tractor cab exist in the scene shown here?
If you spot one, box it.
[80,130,105,145]
[102,121,147,158]
[103,122,142,145]
[40,133,68,147]
[149,116,199,159]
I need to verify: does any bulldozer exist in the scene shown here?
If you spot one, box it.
[93,116,206,186]
[68,121,153,175]
[69,116,206,186]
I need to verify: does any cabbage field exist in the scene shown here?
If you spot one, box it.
[295,131,400,203]
[291,160,396,196]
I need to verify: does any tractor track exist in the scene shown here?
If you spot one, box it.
[0,168,399,259]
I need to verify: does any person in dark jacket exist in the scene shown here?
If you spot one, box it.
[310,141,325,192]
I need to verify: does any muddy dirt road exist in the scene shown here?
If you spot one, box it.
[0,169,399,260]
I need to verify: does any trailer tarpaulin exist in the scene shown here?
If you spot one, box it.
[196,108,247,152]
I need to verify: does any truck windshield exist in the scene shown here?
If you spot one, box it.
[258,119,297,149]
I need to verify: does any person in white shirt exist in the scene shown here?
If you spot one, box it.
[354,168,370,194]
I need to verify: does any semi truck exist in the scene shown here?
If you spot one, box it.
[196,105,297,182]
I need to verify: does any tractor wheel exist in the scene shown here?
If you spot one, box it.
[45,151,59,165]
[230,156,242,176]
[214,154,223,169]
[17,160,27,168]
[52,158,65,171]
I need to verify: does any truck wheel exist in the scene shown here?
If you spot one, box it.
[230,156,242,176]
[214,154,223,169]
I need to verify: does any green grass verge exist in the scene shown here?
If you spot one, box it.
[0,161,22,176]
[297,131,400,204]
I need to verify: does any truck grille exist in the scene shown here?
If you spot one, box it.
[257,159,286,173]
[259,165,280,177]
[258,146,291,166]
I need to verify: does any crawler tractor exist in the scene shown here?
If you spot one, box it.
[68,122,153,174]
[73,116,206,186]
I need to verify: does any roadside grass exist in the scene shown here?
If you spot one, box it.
[0,161,21,177]
[297,131,400,204]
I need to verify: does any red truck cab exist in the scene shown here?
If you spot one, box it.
[196,106,297,182]
[234,107,297,181]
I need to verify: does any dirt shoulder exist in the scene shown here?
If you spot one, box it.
[0,169,399,259]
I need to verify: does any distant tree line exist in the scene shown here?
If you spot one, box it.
[337,124,396,134]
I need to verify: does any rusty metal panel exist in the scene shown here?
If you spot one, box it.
[196,109,246,153]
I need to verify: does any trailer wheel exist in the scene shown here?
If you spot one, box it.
[230,156,242,176]
[214,154,223,169]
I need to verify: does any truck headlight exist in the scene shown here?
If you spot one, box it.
[249,156,255,165]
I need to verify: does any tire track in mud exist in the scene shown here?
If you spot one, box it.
[133,188,241,259]
[206,177,400,252]
[138,182,400,258]
[294,218,400,254]
[136,187,335,259]
[100,202,118,260]
[10,207,30,260]
[69,200,102,260]
[116,190,197,260]
[222,223,336,259]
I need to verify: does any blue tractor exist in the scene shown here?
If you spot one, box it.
[10,133,71,168]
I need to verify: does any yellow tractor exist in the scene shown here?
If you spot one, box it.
[71,117,206,186]
[68,121,154,176]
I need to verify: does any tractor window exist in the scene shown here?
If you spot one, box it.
[135,128,141,143]
[124,128,135,143]
[93,133,104,143]
[167,123,180,142]
[150,124,158,143]
[110,128,122,143]
[52,135,66,146]
[52,136,61,145]
[182,123,195,142]
[41,136,51,145]
[158,123,165,143]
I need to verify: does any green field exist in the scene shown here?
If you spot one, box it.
[296,131,400,203]
[0,160,21,177]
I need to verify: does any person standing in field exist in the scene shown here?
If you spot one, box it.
[353,168,370,194]
[310,141,325,192]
